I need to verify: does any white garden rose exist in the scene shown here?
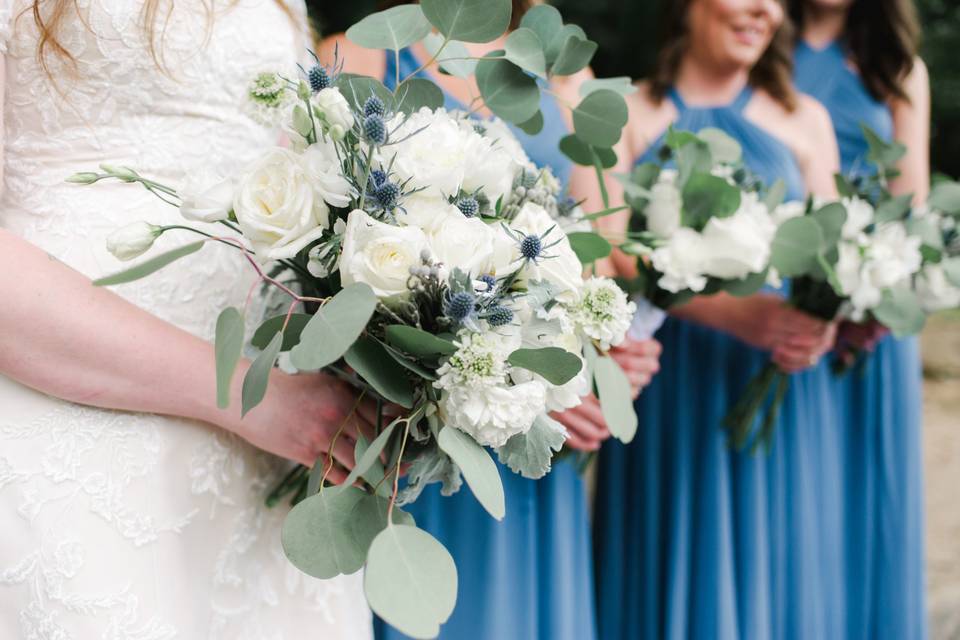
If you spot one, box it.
[439,382,547,448]
[862,222,923,290]
[700,192,776,279]
[426,210,496,278]
[234,148,328,261]
[507,202,585,301]
[916,263,960,312]
[651,228,708,293]
[645,180,682,238]
[179,170,234,223]
[383,108,468,199]
[842,196,875,239]
[106,222,161,261]
[302,139,353,208]
[339,208,429,298]
[398,195,462,234]
[475,116,531,167]
[312,87,354,141]
[461,125,519,206]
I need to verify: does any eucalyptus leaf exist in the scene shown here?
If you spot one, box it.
[393,78,445,114]
[567,231,612,264]
[770,217,824,278]
[862,123,907,171]
[517,110,545,135]
[594,356,637,443]
[344,337,415,408]
[811,202,848,250]
[681,173,742,228]
[385,325,458,358]
[422,33,476,78]
[437,426,505,520]
[337,417,401,491]
[214,307,244,409]
[496,413,567,479]
[943,257,960,287]
[559,134,616,168]
[504,27,547,77]
[93,241,204,286]
[723,269,769,297]
[346,5,432,51]
[573,89,628,148]
[336,73,394,111]
[698,127,742,164]
[475,53,541,124]
[519,5,564,65]
[290,283,377,371]
[874,194,913,223]
[241,332,282,417]
[763,179,788,211]
[906,216,945,250]
[579,76,636,98]
[349,494,415,558]
[282,487,367,579]
[421,0,511,43]
[873,286,927,337]
[381,341,438,380]
[364,525,457,639]
[551,34,598,76]
[675,141,712,187]
[251,313,311,351]
[928,181,960,215]
[507,347,582,385]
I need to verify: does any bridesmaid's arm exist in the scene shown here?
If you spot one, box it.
[889,57,931,203]
[796,94,841,199]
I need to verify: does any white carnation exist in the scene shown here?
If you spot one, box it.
[700,192,776,280]
[339,208,429,298]
[651,228,708,293]
[461,123,519,206]
[837,222,923,318]
[438,382,547,448]
[568,276,637,350]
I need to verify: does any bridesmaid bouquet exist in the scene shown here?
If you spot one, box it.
[70,1,638,636]
[912,183,960,314]
[617,127,780,339]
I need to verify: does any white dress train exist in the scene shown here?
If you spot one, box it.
[0,1,372,638]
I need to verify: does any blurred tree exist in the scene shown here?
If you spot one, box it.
[307,0,957,177]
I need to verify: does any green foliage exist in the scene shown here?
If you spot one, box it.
[385,325,458,358]
[421,0,512,43]
[681,173,742,228]
[251,313,311,351]
[770,217,825,278]
[593,356,637,443]
[568,231,613,264]
[93,241,204,286]
[241,332,282,417]
[345,5,432,51]
[496,414,567,479]
[437,426,506,520]
[475,52,541,124]
[214,307,244,409]
[282,487,368,579]
[290,283,378,371]
[573,89,628,148]
[393,77,445,114]
[873,286,928,337]
[507,347,583,385]
[559,134,616,168]
[344,338,415,407]
[349,494,416,556]
[504,28,548,77]
[422,33,476,78]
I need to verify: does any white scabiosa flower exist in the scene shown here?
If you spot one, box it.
[106,222,162,261]
[246,71,293,125]
[568,277,637,350]
[651,228,708,293]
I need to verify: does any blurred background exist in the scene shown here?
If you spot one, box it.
[310,1,960,636]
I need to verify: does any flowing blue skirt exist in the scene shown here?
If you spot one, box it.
[593,317,846,640]
[837,335,927,640]
[375,459,596,640]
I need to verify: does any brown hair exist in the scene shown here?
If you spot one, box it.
[21,1,298,75]
[650,0,797,111]
[377,0,535,31]
[789,0,919,102]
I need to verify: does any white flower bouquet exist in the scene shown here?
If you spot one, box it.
[69,2,637,636]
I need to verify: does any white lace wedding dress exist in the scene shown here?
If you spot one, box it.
[0,1,371,638]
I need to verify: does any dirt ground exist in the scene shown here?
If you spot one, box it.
[922,313,960,639]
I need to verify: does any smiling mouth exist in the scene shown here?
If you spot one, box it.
[732,25,766,45]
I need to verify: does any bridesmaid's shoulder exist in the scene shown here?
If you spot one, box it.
[892,56,930,110]
[623,80,677,158]
[748,88,835,165]
[317,33,386,78]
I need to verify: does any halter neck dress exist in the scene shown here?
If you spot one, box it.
[374,47,595,640]
[593,85,847,640]
[795,39,927,640]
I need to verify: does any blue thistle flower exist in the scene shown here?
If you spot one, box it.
[363,114,387,146]
[375,181,400,209]
[456,196,479,218]
[308,66,330,92]
[478,274,497,292]
[363,95,386,119]
[369,169,388,188]
[445,291,476,322]
[519,233,543,260]
[486,305,514,327]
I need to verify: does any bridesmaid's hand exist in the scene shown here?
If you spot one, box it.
[553,395,610,452]
[836,319,889,353]
[610,338,662,398]
[225,370,379,483]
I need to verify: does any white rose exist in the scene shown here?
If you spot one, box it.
[234,148,327,261]
[461,125,519,206]
[645,181,682,238]
[313,87,354,141]
[427,211,496,278]
[398,195,462,234]
[179,170,234,223]
[917,263,960,312]
[475,116,531,166]
[340,208,429,298]
[439,382,547,448]
[383,108,468,199]
[651,228,708,293]
[106,222,161,261]
[507,202,585,301]
[842,196,875,240]
[302,139,353,208]
[700,192,775,280]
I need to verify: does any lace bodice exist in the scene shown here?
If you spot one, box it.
[0,3,372,638]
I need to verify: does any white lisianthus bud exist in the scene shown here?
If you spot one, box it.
[106,222,162,261]
[312,88,354,141]
[179,170,235,223]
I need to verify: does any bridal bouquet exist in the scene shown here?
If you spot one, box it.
[617,127,779,340]
[71,1,637,636]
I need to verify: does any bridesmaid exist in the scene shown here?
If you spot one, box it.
[586,1,852,638]
[792,1,929,637]
[321,3,662,639]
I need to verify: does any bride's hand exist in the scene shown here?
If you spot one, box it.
[222,369,379,482]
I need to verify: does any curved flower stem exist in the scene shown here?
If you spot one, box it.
[319,389,367,491]
[386,419,412,525]
[398,36,450,90]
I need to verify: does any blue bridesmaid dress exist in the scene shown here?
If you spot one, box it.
[375,48,597,640]
[796,40,927,640]
[592,86,847,640]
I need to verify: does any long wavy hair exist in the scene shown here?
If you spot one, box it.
[649,0,797,111]
[20,0,297,75]
[789,0,919,102]
[377,0,534,31]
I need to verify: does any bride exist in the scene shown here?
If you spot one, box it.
[0,1,374,638]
